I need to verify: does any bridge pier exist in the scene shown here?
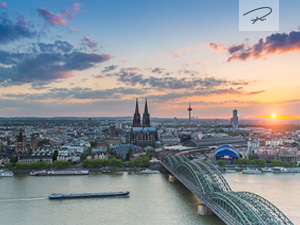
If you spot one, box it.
[168,174,177,182]
[198,204,215,216]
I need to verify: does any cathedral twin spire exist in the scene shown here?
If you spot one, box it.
[133,98,150,127]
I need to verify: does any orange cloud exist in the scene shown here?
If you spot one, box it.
[72,3,82,11]
[169,51,180,57]
[0,1,6,8]
[209,42,226,51]
[83,36,97,48]
[183,47,190,53]
[227,31,300,61]
[38,8,67,26]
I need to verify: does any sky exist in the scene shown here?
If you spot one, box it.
[1,0,300,119]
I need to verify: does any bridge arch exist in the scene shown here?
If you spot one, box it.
[160,156,294,225]
[173,161,209,193]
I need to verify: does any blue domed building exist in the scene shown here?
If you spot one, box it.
[214,145,239,162]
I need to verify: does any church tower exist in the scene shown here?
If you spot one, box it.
[133,98,141,127]
[15,129,27,155]
[143,98,151,127]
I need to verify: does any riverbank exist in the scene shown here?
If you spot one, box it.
[5,164,166,174]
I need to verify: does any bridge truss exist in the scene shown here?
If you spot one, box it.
[162,155,293,225]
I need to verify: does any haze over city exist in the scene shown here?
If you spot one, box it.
[1,0,300,119]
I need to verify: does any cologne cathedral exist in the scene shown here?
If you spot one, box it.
[130,98,158,147]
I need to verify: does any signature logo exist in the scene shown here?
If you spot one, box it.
[243,7,272,24]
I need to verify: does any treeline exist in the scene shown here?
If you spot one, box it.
[81,158,124,168]
[81,155,150,168]
[217,158,297,168]
[270,159,297,167]
[126,155,150,167]
[5,161,72,169]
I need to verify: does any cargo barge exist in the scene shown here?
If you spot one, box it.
[30,170,89,176]
[48,191,130,199]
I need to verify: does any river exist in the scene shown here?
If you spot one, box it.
[0,172,299,225]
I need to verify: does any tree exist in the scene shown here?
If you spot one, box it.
[53,160,71,169]
[291,142,299,147]
[90,141,97,148]
[52,150,58,161]
[10,156,17,164]
[81,159,108,168]
[248,154,258,160]
[126,150,133,161]
[218,160,226,167]
[107,147,114,155]
[39,139,50,144]
[108,158,123,167]
[253,159,266,167]
[236,158,250,166]
[289,161,296,167]
[270,159,284,167]
[126,155,150,167]
[145,149,155,160]
[187,156,194,161]
[126,161,135,167]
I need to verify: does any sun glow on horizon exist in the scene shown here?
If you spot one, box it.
[247,114,300,120]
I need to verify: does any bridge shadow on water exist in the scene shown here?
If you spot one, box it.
[162,172,225,225]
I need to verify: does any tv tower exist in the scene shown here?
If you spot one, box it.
[187,102,192,124]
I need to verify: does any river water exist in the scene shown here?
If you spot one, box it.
[0,172,299,225]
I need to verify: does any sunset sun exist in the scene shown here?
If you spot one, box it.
[272,114,277,119]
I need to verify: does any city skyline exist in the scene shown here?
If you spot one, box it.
[1,1,300,119]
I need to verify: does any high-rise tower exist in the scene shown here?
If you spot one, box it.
[143,98,151,127]
[232,109,239,129]
[133,98,141,127]
[187,102,192,124]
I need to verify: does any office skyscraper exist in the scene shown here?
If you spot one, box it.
[232,109,238,129]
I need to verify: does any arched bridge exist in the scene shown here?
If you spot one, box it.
[162,155,293,225]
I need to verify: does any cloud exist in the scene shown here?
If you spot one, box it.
[147,88,245,102]
[156,52,164,56]
[72,3,82,11]
[169,52,180,58]
[183,61,202,66]
[0,40,111,86]
[209,42,226,51]
[151,67,165,74]
[93,75,105,79]
[227,44,245,54]
[227,31,300,61]
[83,35,97,48]
[183,47,190,52]
[101,65,118,73]
[61,9,75,19]
[0,16,36,44]
[38,8,67,26]
[247,90,265,95]
[169,51,180,57]
[196,44,203,50]
[0,2,6,8]
[4,87,146,101]
[109,68,249,90]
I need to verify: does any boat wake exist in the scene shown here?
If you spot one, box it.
[0,197,47,202]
